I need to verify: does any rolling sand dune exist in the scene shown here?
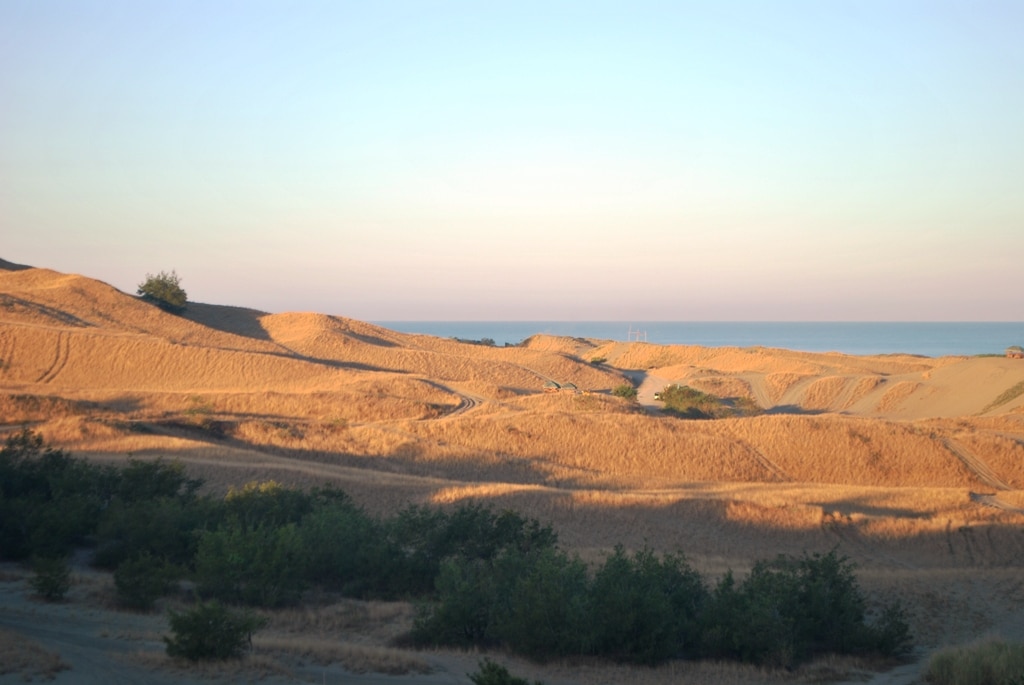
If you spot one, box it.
[2,260,1023,685]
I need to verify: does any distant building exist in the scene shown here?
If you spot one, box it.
[1007,345,1024,359]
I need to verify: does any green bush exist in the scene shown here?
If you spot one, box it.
[611,384,637,401]
[94,496,214,570]
[386,503,557,598]
[415,546,590,659]
[657,385,722,419]
[469,659,545,685]
[30,556,72,601]
[164,601,267,661]
[491,547,591,660]
[1,432,202,563]
[222,480,315,531]
[137,270,187,312]
[698,549,909,667]
[656,385,761,419]
[589,546,707,663]
[925,638,1024,685]
[0,431,102,559]
[194,521,306,607]
[114,553,177,610]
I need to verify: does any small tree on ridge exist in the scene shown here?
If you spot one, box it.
[138,270,187,312]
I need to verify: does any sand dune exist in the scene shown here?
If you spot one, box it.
[2,260,1022,491]
[2,259,1023,675]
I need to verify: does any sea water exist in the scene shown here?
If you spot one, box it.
[372,321,1024,358]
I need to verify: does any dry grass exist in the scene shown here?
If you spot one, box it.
[876,380,922,413]
[802,376,849,410]
[132,650,297,681]
[255,637,430,674]
[0,628,70,680]
[982,380,1024,413]
[925,636,1024,685]
[4,262,1024,683]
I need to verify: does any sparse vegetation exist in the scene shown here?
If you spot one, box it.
[164,601,267,661]
[654,384,763,419]
[982,380,1024,413]
[137,270,187,312]
[30,555,71,601]
[925,638,1024,685]
[469,659,545,685]
[114,552,177,610]
[453,336,497,346]
[612,384,638,401]
[0,629,70,680]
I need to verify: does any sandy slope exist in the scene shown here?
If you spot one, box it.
[2,259,1023,685]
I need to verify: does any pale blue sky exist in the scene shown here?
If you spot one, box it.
[3,1,1022,320]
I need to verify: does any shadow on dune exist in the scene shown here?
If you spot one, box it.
[345,330,401,348]
[0,294,93,327]
[809,496,930,519]
[181,302,273,341]
[136,420,596,491]
[271,351,402,374]
[763,404,826,415]
[0,258,32,271]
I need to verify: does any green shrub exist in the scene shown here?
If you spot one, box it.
[413,546,589,659]
[867,600,912,657]
[491,547,591,660]
[469,659,544,685]
[137,270,187,312]
[0,431,103,559]
[94,496,214,570]
[164,601,266,661]
[221,480,315,531]
[30,556,72,601]
[925,638,1024,685]
[611,384,637,401]
[656,385,761,419]
[590,357,607,365]
[194,521,306,607]
[114,553,177,610]
[298,499,392,596]
[698,549,909,667]
[413,555,499,646]
[588,546,707,663]
[658,385,722,419]
[386,503,557,598]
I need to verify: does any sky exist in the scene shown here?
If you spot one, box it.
[2,1,1023,321]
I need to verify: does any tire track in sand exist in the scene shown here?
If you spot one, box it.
[0,328,14,376]
[969,492,1024,515]
[732,435,790,482]
[942,438,1013,491]
[36,330,70,384]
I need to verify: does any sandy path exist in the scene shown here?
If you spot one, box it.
[0,564,475,685]
[623,370,670,412]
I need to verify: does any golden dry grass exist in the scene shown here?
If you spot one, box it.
[3,260,1024,684]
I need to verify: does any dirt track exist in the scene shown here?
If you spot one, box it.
[0,564,478,685]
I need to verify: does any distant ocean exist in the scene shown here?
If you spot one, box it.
[372,322,1024,358]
